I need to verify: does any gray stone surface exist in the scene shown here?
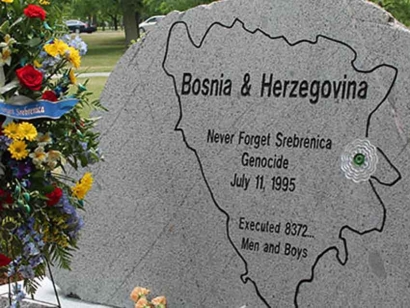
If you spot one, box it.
[0,297,51,308]
[54,0,410,307]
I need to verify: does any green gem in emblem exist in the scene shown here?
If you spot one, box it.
[353,153,365,166]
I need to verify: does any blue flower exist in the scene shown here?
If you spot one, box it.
[9,276,26,307]
[29,255,44,268]
[15,290,25,301]
[22,234,31,244]
[80,141,88,150]
[21,179,31,188]
[27,217,35,229]
[59,193,76,214]
[19,265,35,279]
[24,242,39,257]
[7,257,21,277]
[12,284,21,294]
[63,203,75,214]
[32,234,44,248]
[40,56,60,69]
[15,227,25,239]
[68,35,88,56]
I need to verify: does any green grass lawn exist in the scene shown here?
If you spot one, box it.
[79,31,126,73]
[77,77,109,102]
[71,30,125,115]
[70,30,125,114]
[75,77,108,117]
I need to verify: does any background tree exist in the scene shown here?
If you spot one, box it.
[62,0,217,45]
[121,0,143,45]
[99,0,122,30]
[69,0,100,25]
[142,0,215,16]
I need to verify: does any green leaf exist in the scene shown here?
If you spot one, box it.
[30,171,46,179]
[42,185,56,194]
[0,21,10,34]
[50,245,74,270]
[26,37,42,47]
[10,17,23,29]
[23,276,41,296]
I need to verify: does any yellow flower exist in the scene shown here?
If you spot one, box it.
[29,146,46,166]
[69,69,77,84]
[66,46,81,68]
[44,42,59,57]
[18,122,37,141]
[1,0,13,3]
[130,287,150,302]
[44,39,69,57]
[39,0,50,5]
[55,39,69,56]
[71,172,93,200]
[34,60,42,68]
[8,140,29,160]
[71,184,87,200]
[81,172,93,190]
[3,121,21,140]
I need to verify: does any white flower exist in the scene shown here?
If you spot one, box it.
[341,139,378,183]
[0,35,16,67]
[36,132,52,146]
[29,146,47,166]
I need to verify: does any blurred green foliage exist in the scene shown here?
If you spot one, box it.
[369,0,410,26]
[142,0,215,17]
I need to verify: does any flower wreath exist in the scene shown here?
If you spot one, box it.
[0,0,105,306]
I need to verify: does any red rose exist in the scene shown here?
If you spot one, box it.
[0,189,13,209]
[42,90,58,102]
[16,65,43,91]
[45,187,63,206]
[0,254,11,267]
[23,4,46,21]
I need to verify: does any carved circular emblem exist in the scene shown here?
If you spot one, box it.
[341,139,378,183]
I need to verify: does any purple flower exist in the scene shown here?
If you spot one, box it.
[9,160,33,179]
[0,135,11,151]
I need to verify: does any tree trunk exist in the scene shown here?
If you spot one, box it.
[113,16,118,31]
[135,11,141,30]
[121,0,139,45]
[92,14,98,27]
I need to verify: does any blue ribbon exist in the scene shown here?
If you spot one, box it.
[0,99,79,120]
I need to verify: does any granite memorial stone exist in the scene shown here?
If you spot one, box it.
[54,0,410,307]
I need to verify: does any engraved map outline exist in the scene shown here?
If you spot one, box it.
[162,18,402,307]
